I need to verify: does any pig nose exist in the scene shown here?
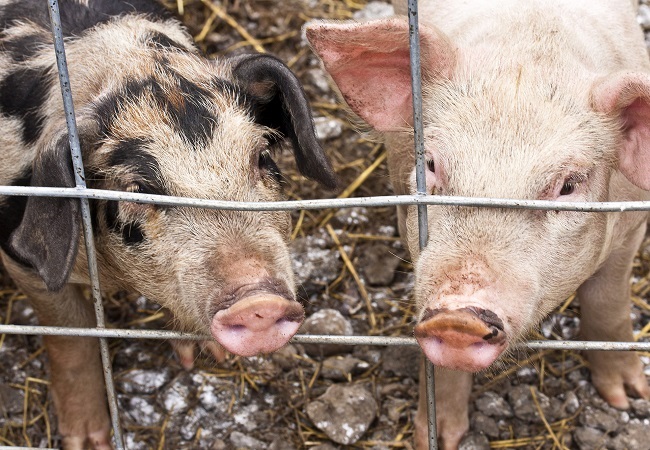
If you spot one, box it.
[414,307,507,372]
[210,294,304,356]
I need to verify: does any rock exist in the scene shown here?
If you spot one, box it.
[314,116,343,141]
[560,391,580,415]
[579,405,619,432]
[125,397,161,427]
[573,427,607,450]
[271,344,299,371]
[475,391,513,419]
[307,68,331,94]
[333,207,369,227]
[292,236,342,297]
[306,384,378,445]
[352,1,394,20]
[506,385,560,423]
[229,431,265,450]
[384,397,410,422]
[631,398,650,418]
[117,368,171,395]
[161,373,191,414]
[300,309,354,356]
[0,383,23,416]
[470,412,500,439]
[321,355,370,381]
[381,345,420,379]
[458,432,490,450]
[211,439,226,450]
[609,422,650,450]
[269,436,297,450]
[360,244,402,286]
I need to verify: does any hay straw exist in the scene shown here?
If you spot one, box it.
[326,224,377,330]
[199,0,266,53]
[530,386,565,449]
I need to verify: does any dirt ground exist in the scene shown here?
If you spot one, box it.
[1,1,650,449]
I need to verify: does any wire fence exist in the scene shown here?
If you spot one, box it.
[1,1,649,449]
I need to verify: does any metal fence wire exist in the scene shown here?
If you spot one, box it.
[1,0,650,449]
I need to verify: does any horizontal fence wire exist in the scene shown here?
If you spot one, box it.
[2,324,650,351]
[2,186,650,212]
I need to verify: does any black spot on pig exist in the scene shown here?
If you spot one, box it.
[108,138,168,196]
[0,0,172,36]
[95,74,224,149]
[2,33,49,62]
[0,169,33,266]
[0,66,53,144]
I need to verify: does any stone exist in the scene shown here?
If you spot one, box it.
[631,398,650,419]
[271,344,299,371]
[458,432,491,450]
[360,244,402,286]
[229,431,265,450]
[292,236,342,297]
[381,345,420,379]
[352,1,394,20]
[300,309,354,356]
[475,391,513,419]
[161,373,191,414]
[321,355,370,381]
[573,427,607,450]
[470,412,500,439]
[314,116,343,141]
[306,384,378,445]
[609,422,650,450]
[117,368,171,395]
[578,405,619,432]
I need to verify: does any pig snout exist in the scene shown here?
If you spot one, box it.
[210,281,304,356]
[414,307,507,372]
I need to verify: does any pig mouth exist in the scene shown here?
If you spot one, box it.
[415,307,508,372]
[209,278,304,357]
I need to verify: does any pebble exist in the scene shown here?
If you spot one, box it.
[125,397,161,427]
[307,68,332,94]
[475,391,513,419]
[321,355,370,381]
[306,384,378,445]
[381,345,420,379]
[579,405,620,432]
[470,412,500,438]
[161,373,191,414]
[458,432,490,450]
[314,116,343,141]
[631,398,650,418]
[117,368,171,395]
[352,1,394,20]
[292,236,342,296]
[229,431,266,450]
[300,309,354,356]
[360,243,402,286]
[573,426,607,450]
[609,422,650,450]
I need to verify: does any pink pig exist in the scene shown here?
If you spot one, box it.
[305,0,650,448]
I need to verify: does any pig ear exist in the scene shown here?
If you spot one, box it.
[232,54,338,190]
[592,72,650,190]
[9,131,82,291]
[304,17,456,132]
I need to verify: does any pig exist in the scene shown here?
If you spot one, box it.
[0,0,336,448]
[305,0,650,448]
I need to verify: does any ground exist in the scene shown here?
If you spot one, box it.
[1,1,650,449]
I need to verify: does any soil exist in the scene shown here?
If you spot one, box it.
[1,1,650,449]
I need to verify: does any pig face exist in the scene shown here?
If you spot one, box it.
[2,10,337,357]
[306,17,650,371]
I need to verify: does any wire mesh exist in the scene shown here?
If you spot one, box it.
[0,0,649,449]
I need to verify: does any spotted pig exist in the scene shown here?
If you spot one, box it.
[0,0,336,448]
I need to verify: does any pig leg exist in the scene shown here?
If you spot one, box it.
[3,257,111,450]
[577,223,650,409]
[415,361,473,450]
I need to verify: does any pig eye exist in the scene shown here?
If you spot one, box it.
[258,149,282,183]
[426,159,435,173]
[559,181,575,196]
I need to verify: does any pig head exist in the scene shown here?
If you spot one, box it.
[306,0,650,447]
[0,0,335,448]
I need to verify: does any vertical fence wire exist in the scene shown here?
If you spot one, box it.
[407,0,438,448]
[46,1,125,448]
